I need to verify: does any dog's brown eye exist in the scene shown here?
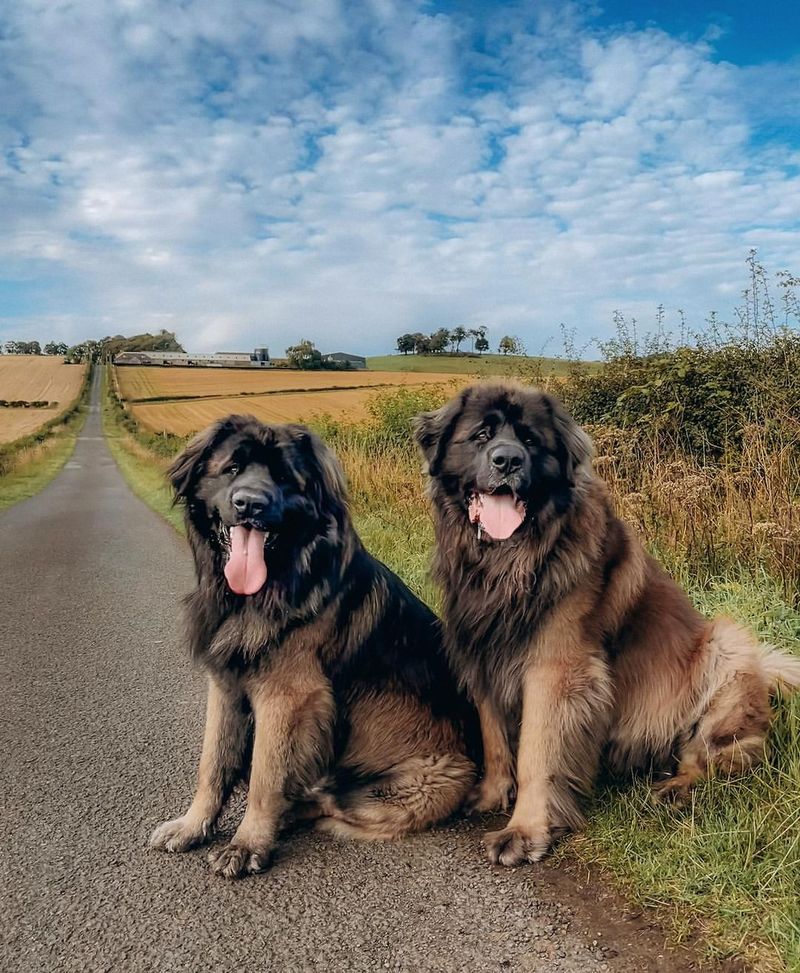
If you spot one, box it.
[224,464,239,476]
[474,428,490,443]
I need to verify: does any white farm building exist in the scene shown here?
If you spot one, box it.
[114,348,273,368]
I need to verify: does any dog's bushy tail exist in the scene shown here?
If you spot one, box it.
[759,645,800,696]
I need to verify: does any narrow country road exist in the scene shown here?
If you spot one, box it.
[1,374,720,973]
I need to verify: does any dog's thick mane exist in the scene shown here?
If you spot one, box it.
[182,521,360,671]
[168,416,465,723]
[416,384,626,709]
[430,473,618,709]
[170,415,359,670]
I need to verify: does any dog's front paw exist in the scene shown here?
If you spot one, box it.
[149,815,211,853]
[468,775,515,813]
[483,823,550,866]
[207,842,271,879]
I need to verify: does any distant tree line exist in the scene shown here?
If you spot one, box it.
[1,330,184,363]
[395,327,525,356]
[3,340,68,356]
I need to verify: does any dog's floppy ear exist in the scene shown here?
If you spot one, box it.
[168,418,236,501]
[543,393,593,479]
[412,409,443,461]
[413,389,472,477]
[284,424,349,516]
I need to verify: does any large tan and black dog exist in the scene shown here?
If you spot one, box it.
[415,382,800,867]
[150,415,475,878]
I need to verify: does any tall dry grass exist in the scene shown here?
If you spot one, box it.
[590,421,800,599]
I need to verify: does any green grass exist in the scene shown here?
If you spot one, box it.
[0,428,83,512]
[366,352,578,377]
[102,369,185,534]
[0,367,92,513]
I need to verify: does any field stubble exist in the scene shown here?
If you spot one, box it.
[115,365,468,436]
[0,357,87,444]
[116,364,461,401]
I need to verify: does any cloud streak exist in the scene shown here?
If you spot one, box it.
[1,0,799,354]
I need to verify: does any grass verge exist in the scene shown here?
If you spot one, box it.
[0,365,93,513]
[102,367,185,534]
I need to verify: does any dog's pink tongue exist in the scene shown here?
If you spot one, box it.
[224,526,268,595]
[469,493,525,540]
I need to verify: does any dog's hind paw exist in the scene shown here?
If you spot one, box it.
[467,775,515,814]
[207,842,271,879]
[483,823,550,866]
[149,815,211,853]
[651,775,693,807]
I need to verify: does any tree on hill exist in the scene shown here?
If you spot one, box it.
[475,334,489,355]
[498,335,525,355]
[102,330,184,357]
[44,341,69,356]
[468,326,487,353]
[286,339,323,370]
[450,326,467,353]
[396,333,415,355]
[66,340,102,363]
[429,328,450,354]
[414,334,432,355]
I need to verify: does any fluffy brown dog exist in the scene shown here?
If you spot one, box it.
[415,382,800,867]
[150,415,475,877]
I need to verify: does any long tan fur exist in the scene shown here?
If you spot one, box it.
[416,383,800,866]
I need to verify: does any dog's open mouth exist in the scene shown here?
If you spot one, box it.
[468,487,527,541]
[218,524,277,595]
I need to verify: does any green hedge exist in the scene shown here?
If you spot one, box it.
[559,330,800,457]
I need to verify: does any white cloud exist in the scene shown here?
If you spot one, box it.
[1,0,799,355]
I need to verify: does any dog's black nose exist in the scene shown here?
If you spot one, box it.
[489,443,525,474]
[231,489,268,521]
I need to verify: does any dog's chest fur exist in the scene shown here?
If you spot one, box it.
[432,484,607,712]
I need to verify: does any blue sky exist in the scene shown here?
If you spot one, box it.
[1,1,799,356]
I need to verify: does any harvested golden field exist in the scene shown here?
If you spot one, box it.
[115,366,459,401]
[0,408,60,445]
[0,356,86,403]
[132,388,386,435]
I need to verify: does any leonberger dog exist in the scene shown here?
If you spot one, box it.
[150,415,475,878]
[414,382,800,867]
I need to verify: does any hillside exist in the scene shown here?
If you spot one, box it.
[366,353,575,376]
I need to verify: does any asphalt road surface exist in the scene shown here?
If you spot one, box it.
[1,374,727,973]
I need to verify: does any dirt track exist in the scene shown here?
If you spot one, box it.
[0,374,732,972]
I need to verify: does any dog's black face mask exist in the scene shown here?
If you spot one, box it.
[414,385,593,541]
[169,417,348,595]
